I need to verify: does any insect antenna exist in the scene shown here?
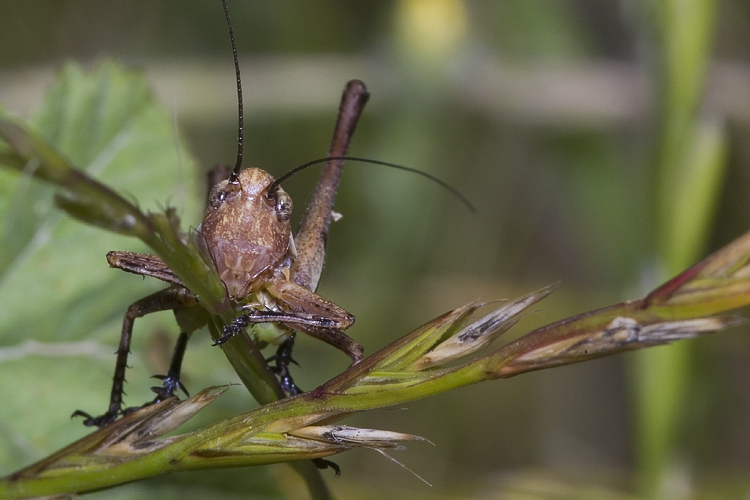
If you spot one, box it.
[221,0,244,184]
[268,156,476,214]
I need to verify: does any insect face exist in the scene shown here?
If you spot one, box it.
[201,167,295,301]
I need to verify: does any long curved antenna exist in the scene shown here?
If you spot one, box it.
[268,156,476,214]
[221,0,244,184]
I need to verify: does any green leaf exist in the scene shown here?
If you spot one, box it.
[0,60,201,475]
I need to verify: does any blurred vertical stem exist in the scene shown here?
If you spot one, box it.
[632,0,726,495]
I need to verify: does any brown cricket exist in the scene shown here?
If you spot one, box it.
[73,0,368,427]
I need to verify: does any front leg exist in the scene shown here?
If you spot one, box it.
[106,251,185,288]
[273,280,362,362]
[216,309,363,362]
[215,280,361,362]
[286,322,363,363]
[72,286,198,427]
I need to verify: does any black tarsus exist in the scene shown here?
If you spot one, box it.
[313,458,342,477]
[266,335,301,395]
[150,331,191,403]
[267,155,476,214]
[221,0,244,184]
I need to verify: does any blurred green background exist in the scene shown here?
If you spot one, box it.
[2,0,750,498]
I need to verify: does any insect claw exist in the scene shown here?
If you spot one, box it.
[70,409,92,420]
[265,353,298,366]
[121,406,140,417]
[178,380,190,397]
[71,409,118,428]
[212,334,231,346]
[150,372,189,401]
[214,321,245,346]
[312,458,341,477]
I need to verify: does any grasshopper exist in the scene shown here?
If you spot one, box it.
[73,0,472,428]
[72,0,368,427]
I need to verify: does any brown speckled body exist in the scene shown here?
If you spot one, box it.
[199,167,355,339]
[200,168,293,300]
[72,62,368,427]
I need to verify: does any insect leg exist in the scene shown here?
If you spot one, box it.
[106,251,185,288]
[291,80,370,292]
[214,308,361,362]
[265,334,301,395]
[287,323,363,363]
[272,280,363,362]
[272,81,368,398]
[215,312,363,361]
[72,286,198,427]
[150,330,191,403]
[312,458,341,477]
[214,308,343,346]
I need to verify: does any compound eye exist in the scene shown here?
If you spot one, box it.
[275,191,293,221]
[208,180,239,209]
[208,181,234,208]
[208,184,227,209]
